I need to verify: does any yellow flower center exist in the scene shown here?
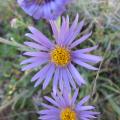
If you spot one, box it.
[50,46,71,67]
[60,108,77,120]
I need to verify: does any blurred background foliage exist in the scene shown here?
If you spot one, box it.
[0,0,120,120]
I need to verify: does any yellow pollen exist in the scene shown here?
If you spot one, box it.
[50,46,71,66]
[60,108,77,120]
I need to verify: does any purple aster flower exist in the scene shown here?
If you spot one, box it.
[38,89,99,120]
[17,0,69,20]
[20,14,103,92]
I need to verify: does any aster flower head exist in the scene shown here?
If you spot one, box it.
[21,14,103,92]
[17,0,69,20]
[38,89,99,120]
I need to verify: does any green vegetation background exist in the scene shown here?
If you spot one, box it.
[0,0,120,120]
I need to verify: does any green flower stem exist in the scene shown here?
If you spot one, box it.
[0,37,31,51]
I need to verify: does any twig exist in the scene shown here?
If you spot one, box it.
[91,40,111,97]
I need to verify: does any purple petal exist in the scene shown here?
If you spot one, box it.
[70,31,92,48]
[80,114,96,119]
[39,109,60,115]
[44,96,60,107]
[39,115,58,119]
[72,52,103,63]
[34,76,45,88]
[71,89,79,105]
[31,64,51,82]
[73,58,98,70]
[49,20,59,40]
[78,106,95,111]
[58,94,67,108]
[22,59,47,71]
[80,118,89,120]
[73,45,98,53]
[69,13,79,31]
[67,20,84,46]
[77,96,90,107]
[17,0,37,16]
[25,33,51,49]
[62,88,70,106]
[57,17,66,44]
[28,26,54,48]
[20,57,39,65]
[68,63,86,85]
[63,14,79,45]
[42,4,51,20]
[34,64,54,86]
[62,68,71,93]
[41,103,56,109]
[59,68,64,92]
[41,103,57,109]
[58,17,69,45]
[80,111,100,115]
[43,64,55,89]
[24,41,49,51]
[52,92,66,108]
[23,51,49,57]
[32,5,44,19]
[66,67,76,89]
[53,68,59,95]
[79,111,100,119]
[66,15,69,30]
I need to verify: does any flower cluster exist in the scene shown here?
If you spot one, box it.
[17,1,102,120]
